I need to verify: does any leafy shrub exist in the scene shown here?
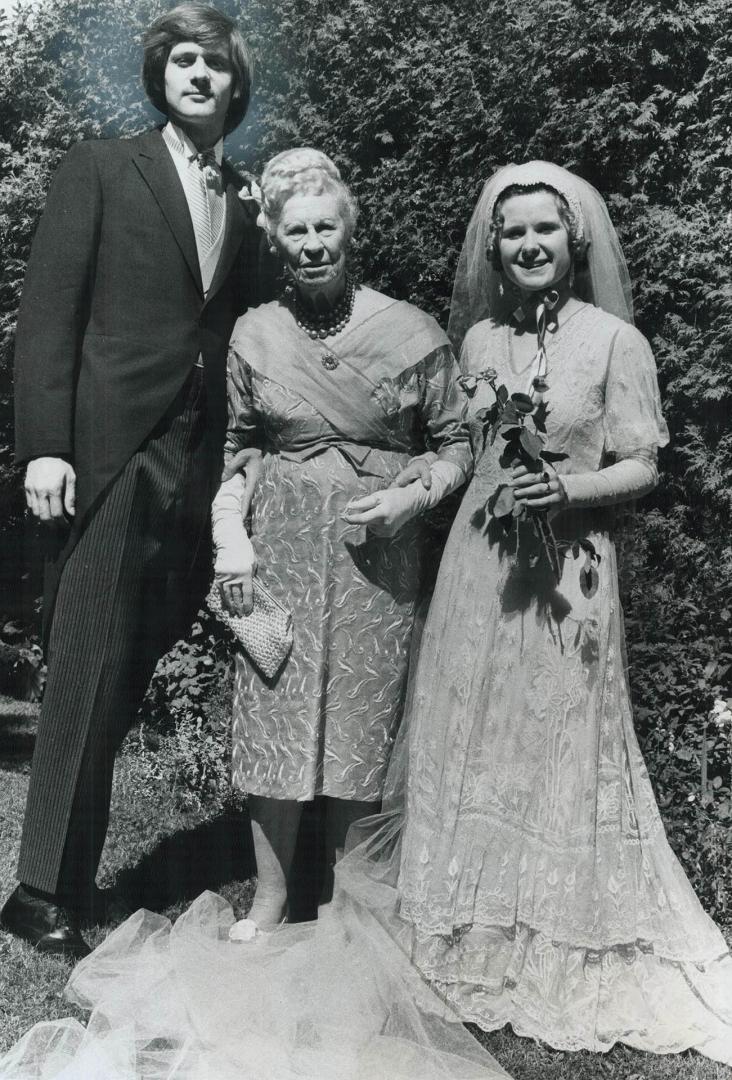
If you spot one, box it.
[138,610,236,810]
[143,611,232,727]
[126,687,238,815]
[621,513,732,919]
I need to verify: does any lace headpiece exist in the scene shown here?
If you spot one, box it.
[448,160,634,355]
[484,160,585,240]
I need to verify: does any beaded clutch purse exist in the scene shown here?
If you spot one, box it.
[206,578,293,679]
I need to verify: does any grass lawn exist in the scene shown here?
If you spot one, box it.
[0,695,256,1058]
[0,695,729,1079]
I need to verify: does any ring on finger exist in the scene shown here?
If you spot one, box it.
[541,471,550,483]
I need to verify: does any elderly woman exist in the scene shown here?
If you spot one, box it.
[211,148,471,934]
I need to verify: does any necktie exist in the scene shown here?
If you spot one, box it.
[188,151,224,259]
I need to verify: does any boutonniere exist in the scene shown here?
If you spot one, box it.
[237,171,262,206]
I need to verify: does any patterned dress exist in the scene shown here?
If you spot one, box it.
[225,296,471,802]
[397,304,732,1061]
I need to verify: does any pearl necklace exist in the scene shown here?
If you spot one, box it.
[286,275,356,340]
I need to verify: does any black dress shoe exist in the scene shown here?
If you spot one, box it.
[0,885,91,957]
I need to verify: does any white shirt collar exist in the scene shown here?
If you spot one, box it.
[162,121,224,166]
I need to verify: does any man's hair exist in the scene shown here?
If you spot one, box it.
[142,3,253,135]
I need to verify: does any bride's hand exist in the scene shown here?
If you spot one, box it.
[510,464,567,510]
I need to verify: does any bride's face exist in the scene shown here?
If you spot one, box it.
[498,190,572,296]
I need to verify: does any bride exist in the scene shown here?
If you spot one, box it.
[2,162,730,1078]
[393,160,732,1061]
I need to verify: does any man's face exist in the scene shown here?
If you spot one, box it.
[164,40,235,139]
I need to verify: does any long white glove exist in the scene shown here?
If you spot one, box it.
[342,459,466,537]
[558,453,658,509]
[212,473,257,616]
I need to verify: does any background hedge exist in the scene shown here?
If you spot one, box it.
[0,0,729,917]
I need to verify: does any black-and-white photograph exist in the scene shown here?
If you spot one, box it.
[0,1,730,1076]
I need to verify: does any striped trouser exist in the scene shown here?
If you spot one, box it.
[18,368,213,901]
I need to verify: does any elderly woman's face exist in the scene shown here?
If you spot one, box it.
[274,193,348,295]
[498,190,571,295]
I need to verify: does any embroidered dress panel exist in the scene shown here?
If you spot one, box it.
[224,299,471,801]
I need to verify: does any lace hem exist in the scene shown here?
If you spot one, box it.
[408,921,732,1064]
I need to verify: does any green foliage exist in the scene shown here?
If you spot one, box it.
[143,612,231,725]
[1,0,730,914]
[140,612,235,810]
[621,516,732,919]
[126,704,236,815]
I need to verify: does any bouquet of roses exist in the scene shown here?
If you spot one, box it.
[458,367,600,596]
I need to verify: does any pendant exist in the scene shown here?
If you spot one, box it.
[321,352,339,370]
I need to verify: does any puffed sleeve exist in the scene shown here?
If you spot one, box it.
[224,344,265,465]
[603,323,669,455]
[419,344,473,480]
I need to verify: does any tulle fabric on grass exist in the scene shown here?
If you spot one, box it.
[0,834,510,1080]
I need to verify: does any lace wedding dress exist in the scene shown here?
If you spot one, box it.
[395,305,732,1062]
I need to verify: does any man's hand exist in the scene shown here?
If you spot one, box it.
[25,458,76,523]
[221,447,263,521]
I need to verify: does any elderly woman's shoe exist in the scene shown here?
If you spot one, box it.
[229,911,288,942]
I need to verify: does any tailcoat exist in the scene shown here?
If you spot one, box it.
[13,128,273,895]
[15,128,271,632]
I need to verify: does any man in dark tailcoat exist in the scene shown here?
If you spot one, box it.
[0,3,272,955]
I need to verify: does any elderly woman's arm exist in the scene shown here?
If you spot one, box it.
[212,349,264,616]
[418,343,473,478]
[344,344,471,536]
[222,346,265,478]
